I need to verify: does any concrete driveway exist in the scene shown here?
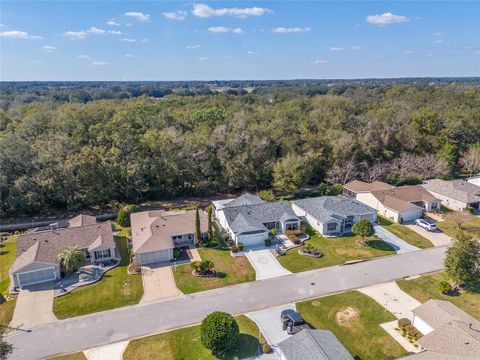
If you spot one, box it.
[140,264,183,303]
[247,303,295,347]
[404,224,453,247]
[244,249,290,280]
[374,225,420,254]
[10,282,57,330]
[358,281,421,320]
[84,341,129,360]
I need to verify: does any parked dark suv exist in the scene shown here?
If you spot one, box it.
[280,309,310,334]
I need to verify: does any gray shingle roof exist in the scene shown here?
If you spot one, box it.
[423,179,480,204]
[213,193,265,211]
[223,201,299,235]
[293,196,376,223]
[278,329,354,360]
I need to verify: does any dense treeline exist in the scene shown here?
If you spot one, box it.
[1,84,479,218]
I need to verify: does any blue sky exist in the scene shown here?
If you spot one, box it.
[1,1,479,80]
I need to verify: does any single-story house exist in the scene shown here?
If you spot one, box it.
[68,214,97,227]
[277,329,353,360]
[467,173,480,187]
[403,299,480,359]
[221,201,301,246]
[9,215,118,289]
[422,179,480,211]
[356,186,441,223]
[131,210,208,265]
[213,193,265,230]
[292,196,377,236]
[343,180,395,198]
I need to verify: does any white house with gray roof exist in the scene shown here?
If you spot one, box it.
[220,200,301,246]
[292,196,377,236]
[212,193,265,231]
[422,179,480,211]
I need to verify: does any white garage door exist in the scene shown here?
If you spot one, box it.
[17,268,56,287]
[139,250,170,265]
[401,210,422,222]
[238,233,267,247]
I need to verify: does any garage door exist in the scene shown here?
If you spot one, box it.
[139,250,170,265]
[17,268,56,287]
[401,210,422,222]
[238,233,267,247]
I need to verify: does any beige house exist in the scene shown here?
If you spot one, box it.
[131,210,208,265]
[343,180,395,198]
[10,215,118,289]
[356,185,441,222]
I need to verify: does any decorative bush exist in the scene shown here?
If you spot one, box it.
[231,245,239,253]
[116,204,141,227]
[201,312,240,356]
[265,239,272,247]
[284,229,304,236]
[237,242,244,251]
[438,280,452,294]
[173,248,181,258]
[398,318,411,328]
[287,234,301,244]
[262,343,272,354]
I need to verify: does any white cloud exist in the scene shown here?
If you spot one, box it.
[107,20,120,26]
[87,27,106,35]
[124,12,150,22]
[0,30,42,40]
[120,38,136,42]
[91,61,111,66]
[108,30,122,35]
[330,46,344,52]
[199,56,209,61]
[42,45,56,51]
[141,38,149,43]
[247,51,258,55]
[208,26,244,34]
[186,44,201,49]
[77,54,91,59]
[404,50,414,55]
[434,32,444,36]
[433,39,444,44]
[352,45,361,51]
[192,3,272,18]
[125,54,135,58]
[311,59,328,64]
[163,11,187,21]
[272,27,310,33]
[366,12,410,26]
[64,31,88,40]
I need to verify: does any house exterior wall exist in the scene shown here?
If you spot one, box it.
[91,245,118,263]
[467,177,480,187]
[216,210,229,231]
[320,219,344,236]
[424,190,469,211]
[356,193,424,223]
[412,314,434,335]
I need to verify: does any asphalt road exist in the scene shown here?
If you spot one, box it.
[8,246,447,360]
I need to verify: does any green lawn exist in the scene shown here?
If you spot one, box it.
[123,315,261,360]
[0,296,16,328]
[53,236,143,319]
[0,235,17,295]
[277,227,395,273]
[173,248,255,294]
[48,353,87,360]
[296,291,406,360]
[435,210,480,239]
[397,272,480,320]
[377,216,433,249]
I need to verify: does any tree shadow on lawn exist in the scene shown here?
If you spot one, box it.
[215,272,227,279]
[222,333,259,360]
[0,250,8,256]
[366,240,395,252]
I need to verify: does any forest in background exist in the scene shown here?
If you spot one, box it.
[1,81,480,218]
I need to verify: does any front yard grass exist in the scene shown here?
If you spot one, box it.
[397,272,480,320]
[436,210,480,239]
[123,315,261,360]
[173,248,255,294]
[48,353,87,360]
[297,291,406,360]
[53,236,143,319]
[277,227,395,273]
[377,215,433,248]
[0,235,18,327]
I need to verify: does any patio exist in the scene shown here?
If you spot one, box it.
[54,261,119,297]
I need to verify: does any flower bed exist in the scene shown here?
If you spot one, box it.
[298,244,322,258]
[192,269,217,278]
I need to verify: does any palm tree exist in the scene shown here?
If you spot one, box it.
[57,245,85,274]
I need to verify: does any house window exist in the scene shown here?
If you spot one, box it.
[286,222,298,231]
[327,223,337,231]
[188,234,193,240]
[83,249,91,259]
[94,249,111,260]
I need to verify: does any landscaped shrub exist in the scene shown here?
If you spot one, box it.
[237,242,244,251]
[201,312,240,357]
[258,189,276,202]
[404,324,421,339]
[231,245,239,253]
[265,239,272,247]
[438,280,452,294]
[262,343,272,354]
[284,229,304,236]
[398,318,411,328]
[116,204,141,227]
[287,234,301,244]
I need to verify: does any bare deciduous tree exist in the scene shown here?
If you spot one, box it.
[460,147,480,176]
[326,160,359,185]
[389,153,449,180]
[361,162,389,183]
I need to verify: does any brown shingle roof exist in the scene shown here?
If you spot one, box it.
[13,222,114,271]
[68,214,97,228]
[370,186,439,212]
[343,180,394,193]
[131,210,208,254]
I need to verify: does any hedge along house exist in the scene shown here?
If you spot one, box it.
[291,196,377,236]
[220,201,301,247]
[131,210,208,265]
[9,215,118,289]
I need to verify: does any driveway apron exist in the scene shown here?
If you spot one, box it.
[374,225,420,254]
[244,249,290,280]
[140,264,183,303]
[404,224,453,247]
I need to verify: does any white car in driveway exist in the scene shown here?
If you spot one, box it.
[415,218,437,231]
